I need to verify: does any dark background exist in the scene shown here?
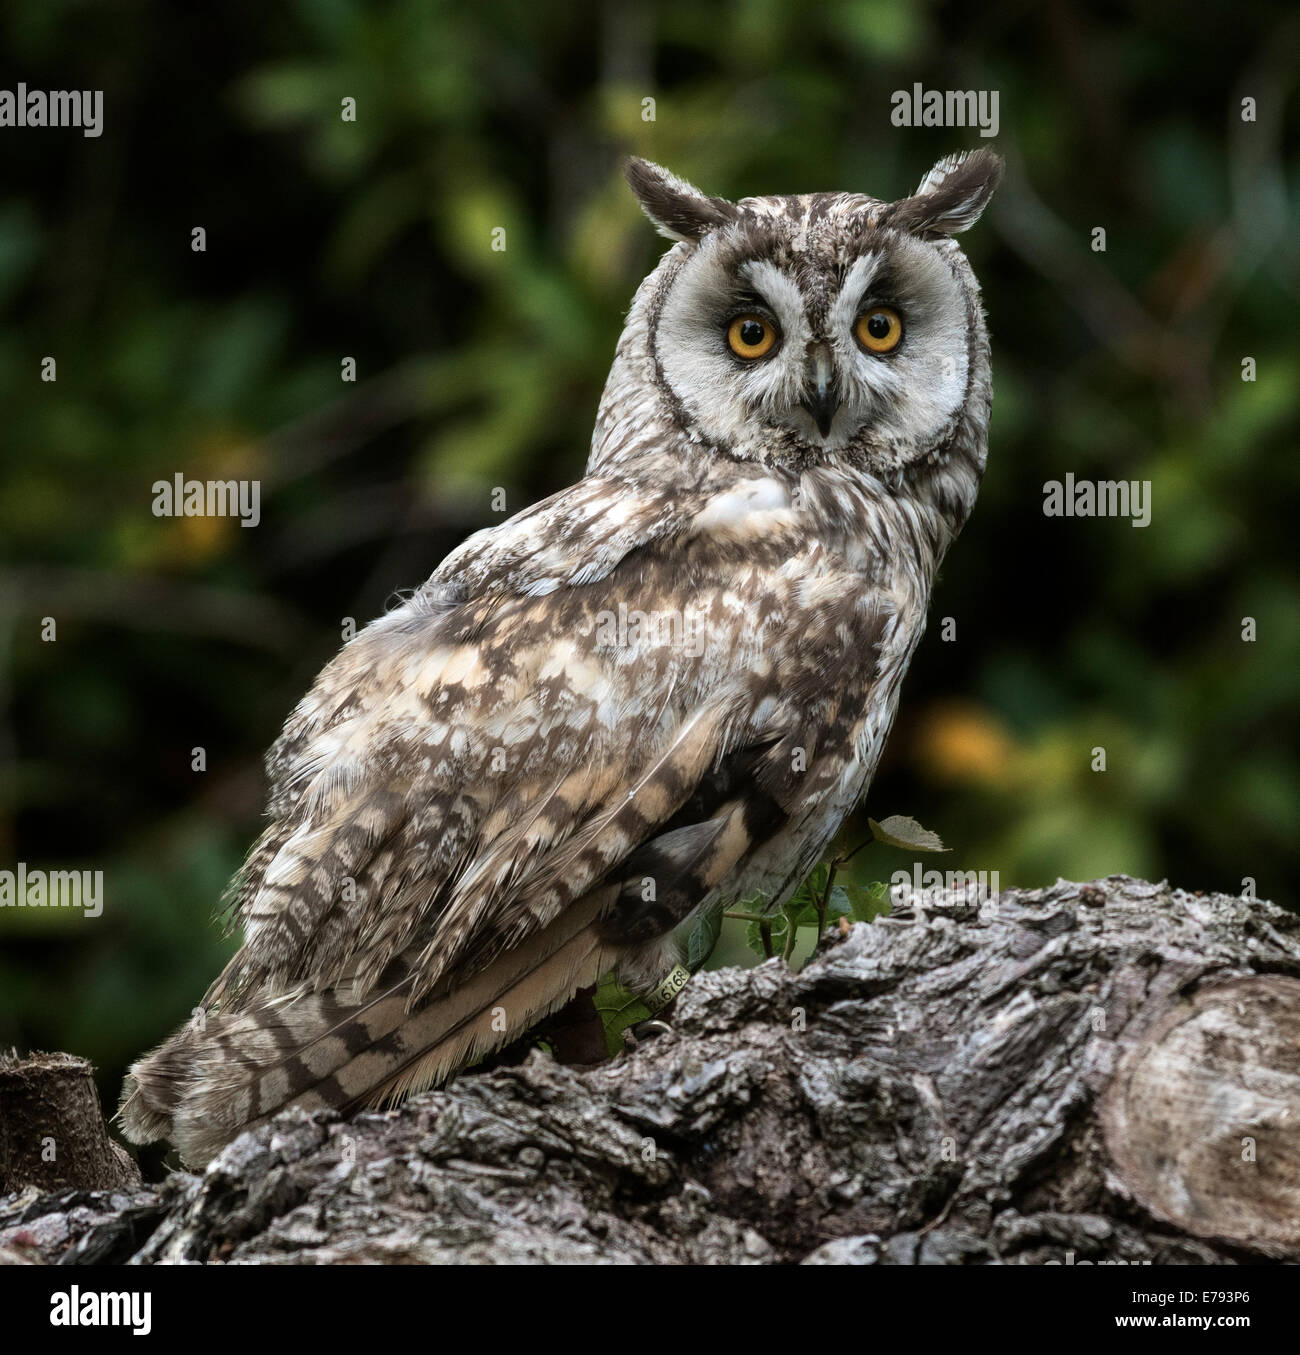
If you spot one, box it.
[1,0,1297,1106]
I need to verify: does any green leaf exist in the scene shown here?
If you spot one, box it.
[592,972,653,1056]
[686,898,725,970]
[868,815,948,853]
[803,862,830,900]
[791,887,845,928]
[827,884,854,917]
[784,886,812,915]
[843,880,891,922]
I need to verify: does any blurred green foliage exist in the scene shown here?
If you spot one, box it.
[1,0,1297,1102]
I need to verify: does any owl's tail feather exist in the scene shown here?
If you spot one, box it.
[118,887,619,1167]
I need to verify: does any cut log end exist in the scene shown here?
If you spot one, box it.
[1103,975,1300,1254]
[0,1050,141,1195]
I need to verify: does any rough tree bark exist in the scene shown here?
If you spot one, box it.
[2,875,1298,1265]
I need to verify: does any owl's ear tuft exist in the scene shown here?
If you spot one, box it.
[886,148,1003,239]
[625,158,739,244]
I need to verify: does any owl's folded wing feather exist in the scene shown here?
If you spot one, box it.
[211,472,835,1009]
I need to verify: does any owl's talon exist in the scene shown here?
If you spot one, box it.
[624,1018,673,1050]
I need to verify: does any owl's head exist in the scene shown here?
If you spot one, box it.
[602,151,1002,479]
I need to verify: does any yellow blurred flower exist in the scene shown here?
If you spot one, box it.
[914,701,1020,788]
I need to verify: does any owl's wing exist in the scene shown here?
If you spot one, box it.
[259,474,689,820]
[214,472,880,1011]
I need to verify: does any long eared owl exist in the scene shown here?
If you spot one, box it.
[121,149,1003,1165]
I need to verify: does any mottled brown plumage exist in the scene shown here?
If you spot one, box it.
[120,150,1002,1165]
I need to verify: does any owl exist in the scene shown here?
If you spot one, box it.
[120,149,1002,1166]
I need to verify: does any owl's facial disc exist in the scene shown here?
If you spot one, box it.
[654,230,973,469]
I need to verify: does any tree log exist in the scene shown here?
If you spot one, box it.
[0,1052,139,1199]
[1,875,1298,1265]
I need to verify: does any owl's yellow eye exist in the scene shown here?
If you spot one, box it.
[855,306,903,354]
[726,313,778,360]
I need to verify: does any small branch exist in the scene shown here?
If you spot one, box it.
[813,859,838,954]
[810,829,874,957]
[835,832,876,867]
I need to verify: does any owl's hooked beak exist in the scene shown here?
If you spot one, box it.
[801,342,841,438]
